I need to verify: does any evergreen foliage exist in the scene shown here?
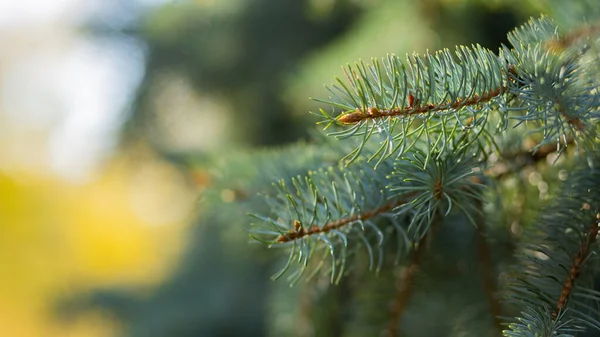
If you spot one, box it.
[249,4,600,336]
[64,1,600,336]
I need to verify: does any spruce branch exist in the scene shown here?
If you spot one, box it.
[312,16,599,166]
[250,149,485,284]
[502,45,595,153]
[250,160,414,283]
[243,7,600,337]
[502,16,600,154]
[503,159,600,336]
[313,45,506,163]
[504,15,558,48]
[551,214,600,321]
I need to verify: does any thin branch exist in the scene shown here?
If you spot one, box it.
[546,22,600,52]
[387,217,438,337]
[486,137,575,180]
[297,280,316,337]
[557,98,586,131]
[337,86,506,124]
[276,192,417,243]
[475,200,503,335]
[551,213,600,320]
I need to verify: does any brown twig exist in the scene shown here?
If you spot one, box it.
[475,200,503,335]
[556,98,586,131]
[551,213,600,321]
[546,22,600,52]
[486,137,575,180]
[387,218,438,337]
[296,280,316,337]
[276,193,417,243]
[337,86,506,124]
[387,240,427,337]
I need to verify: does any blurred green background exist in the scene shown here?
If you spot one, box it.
[0,0,548,336]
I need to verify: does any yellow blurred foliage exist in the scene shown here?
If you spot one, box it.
[0,147,197,337]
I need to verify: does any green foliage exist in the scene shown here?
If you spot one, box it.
[250,10,600,337]
[250,158,403,284]
[314,44,505,164]
[68,1,600,337]
[504,160,600,336]
[313,15,599,165]
[389,150,485,235]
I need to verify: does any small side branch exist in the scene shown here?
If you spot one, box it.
[276,193,416,243]
[551,213,600,320]
[475,207,503,335]
[387,218,438,337]
[337,86,506,124]
[486,137,575,180]
[297,280,316,337]
[546,22,600,52]
[557,98,586,131]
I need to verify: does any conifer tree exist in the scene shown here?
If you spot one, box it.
[247,1,600,336]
